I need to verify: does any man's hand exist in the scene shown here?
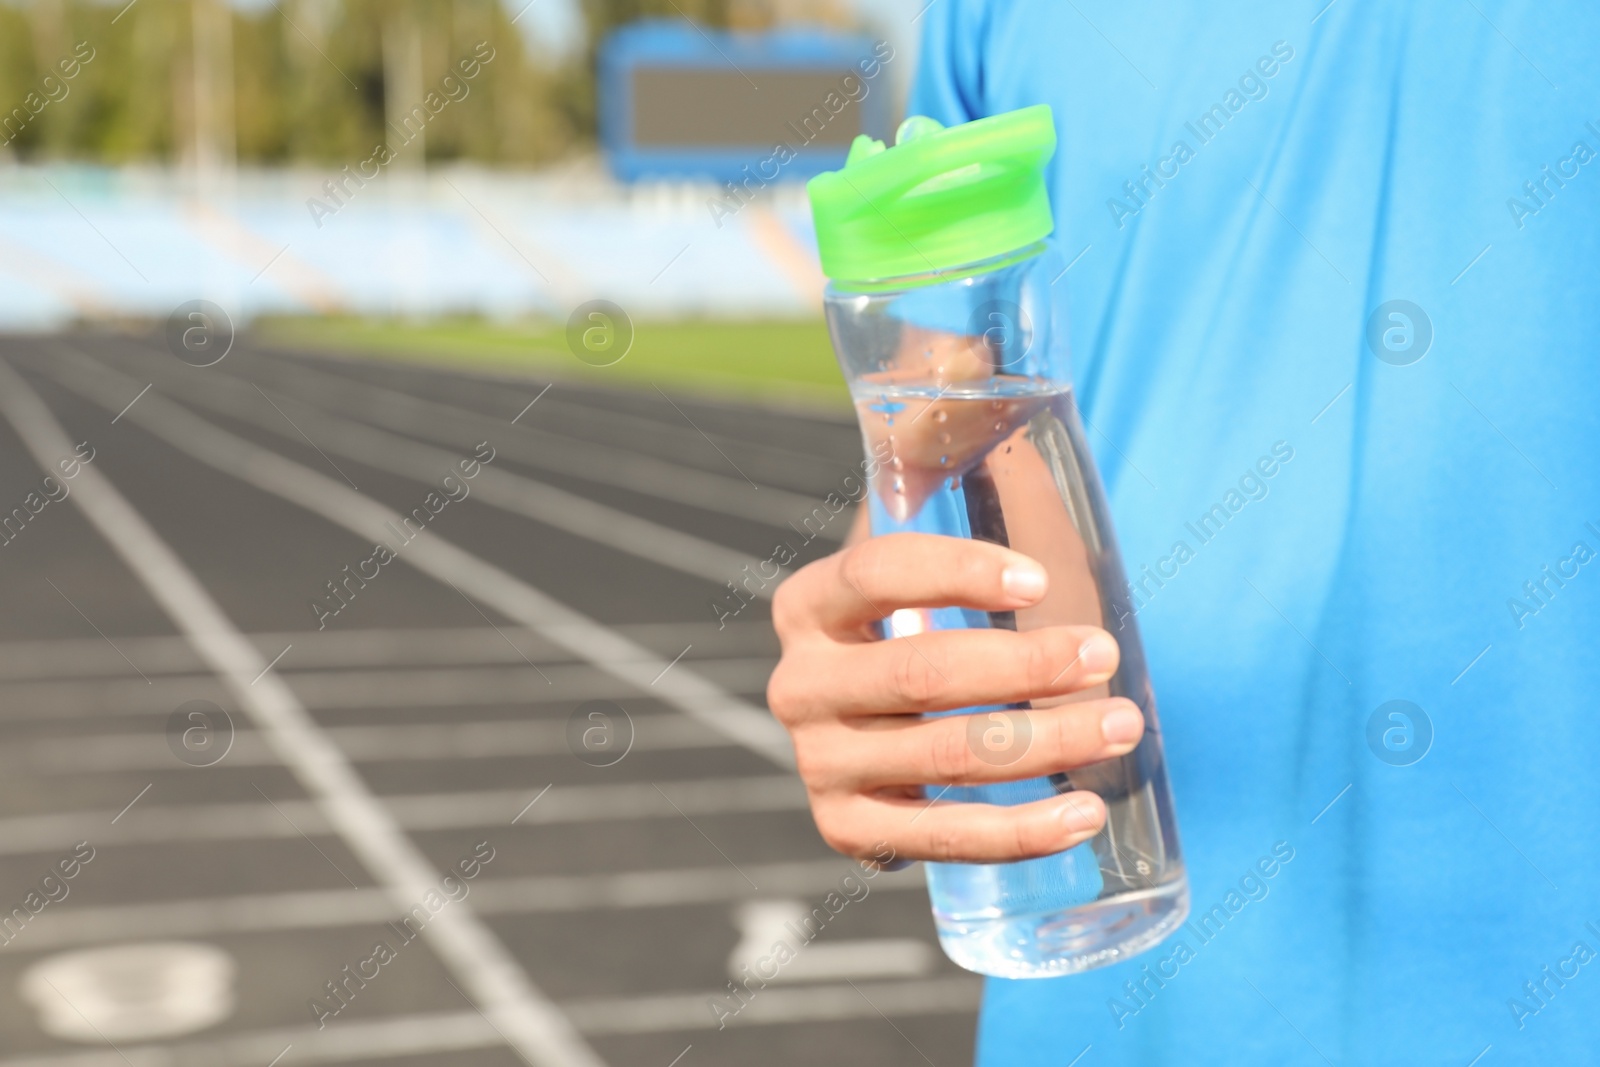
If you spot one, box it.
[766,532,1145,865]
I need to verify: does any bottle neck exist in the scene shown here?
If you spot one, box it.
[824,241,1047,296]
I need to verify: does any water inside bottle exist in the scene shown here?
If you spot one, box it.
[856,374,1189,977]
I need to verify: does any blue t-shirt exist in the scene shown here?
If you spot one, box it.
[909,2,1600,1064]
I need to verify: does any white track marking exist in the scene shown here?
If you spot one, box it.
[0,718,738,776]
[39,349,794,768]
[0,623,776,680]
[0,358,607,1067]
[241,344,846,481]
[15,860,924,951]
[239,353,845,528]
[22,942,237,1042]
[0,1010,500,1067]
[99,352,780,592]
[728,900,936,983]
[562,977,981,1033]
[118,340,838,529]
[0,977,973,1066]
[0,660,773,721]
[0,775,808,853]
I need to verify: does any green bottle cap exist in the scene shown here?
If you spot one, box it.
[806,104,1057,284]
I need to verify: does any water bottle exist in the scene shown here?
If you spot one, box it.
[806,105,1188,977]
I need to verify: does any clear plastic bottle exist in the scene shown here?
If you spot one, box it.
[808,107,1188,977]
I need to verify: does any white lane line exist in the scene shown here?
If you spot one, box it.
[0,1010,499,1067]
[0,775,808,853]
[0,621,776,680]
[728,901,935,982]
[0,717,743,778]
[0,358,607,1067]
[130,341,840,531]
[0,659,775,723]
[15,860,926,952]
[565,977,980,1034]
[0,978,974,1066]
[301,351,841,474]
[42,348,794,768]
[94,349,781,595]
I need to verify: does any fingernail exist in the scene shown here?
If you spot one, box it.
[1078,633,1117,675]
[1101,704,1145,745]
[1057,791,1105,830]
[1001,564,1047,602]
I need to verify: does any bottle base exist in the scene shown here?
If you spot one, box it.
[934,879,1190,979]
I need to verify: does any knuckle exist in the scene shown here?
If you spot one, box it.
[768,576,802,639]
[1039,709,1082,770]
[922,820,965,862]
[890,644,946,707]
[1012,813,1056,859]
[765,662,803,724]
[926,720,977,782]
[837,539,885,598]
[790,731,838,788]
[1020,633,1064,693]
[954,544,1000,591]
[769,556,828,641]
[1043,710,1094,767]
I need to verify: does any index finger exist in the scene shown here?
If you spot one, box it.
[774,533,1048,641]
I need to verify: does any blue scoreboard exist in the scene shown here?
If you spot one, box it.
[598,20,896,184]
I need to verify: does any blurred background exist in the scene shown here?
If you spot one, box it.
[0,0,926,400]
[0,1,983,1065]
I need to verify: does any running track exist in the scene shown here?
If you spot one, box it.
[0,337,980,1067]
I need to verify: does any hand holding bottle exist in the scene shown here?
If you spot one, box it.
[765,533,1146,864]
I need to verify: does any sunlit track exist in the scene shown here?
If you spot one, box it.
[0,336,975,1067]
[96,337,848,533]
[0,1011,507,1067]
[24,350,794,765]
[0,978,981,1067]
[0,776,813,854]
[0,662,773,721]
[38,347,786,595]
[14,861,928,950]
[0,623,778,681]
[0,716,758,772]
[0,357,609,1067]
[269,342,861,459]
[250,342,860,482]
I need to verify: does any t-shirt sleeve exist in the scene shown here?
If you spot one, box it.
[906,0,987,125]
